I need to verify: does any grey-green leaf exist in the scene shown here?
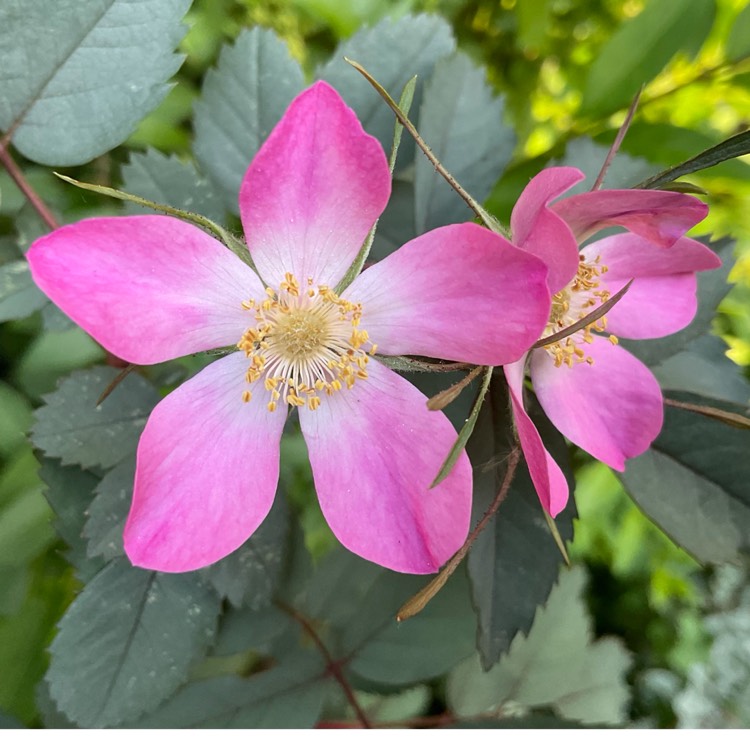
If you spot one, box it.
[193,27,304,211]
[320,14,455,157]
[130,654,328,728]
[121,149,226,224]
[347,572,476,686]
[84,455,135,562]
[622,397,750,565]
[46,559,221,727]
[448,567,632,725]
[0,260,47,322]
[415,53,513,233]
[31,366,159,470]
[0,0,190,165]
[580,0,716,118]
[203,497,289,609]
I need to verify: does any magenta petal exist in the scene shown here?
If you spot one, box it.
[504,359,569,516]
[345,223,551,365]
[239,81,391,289]
[124,353,287,573]
[530,340,664,471]
[586,234,721,339]
[299,360,472,574]
[27,216,263,365]
[510,167,584,292]
[553,189,708,246]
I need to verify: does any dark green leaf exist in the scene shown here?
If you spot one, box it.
[203,497,289,609]
[212,604,297,658]
[31,366,159,470]
[624,237,733,368]
[193,27,304,210]
[347,571,476,686]
[0,260,46,322]
[83,455,135,562]
[320,14,455,158]
[0,0,190,165]
[39,458,103,578]
[447,567,631,725]
[607,123,750,183]
[130,654,329,728]
[415,53,513,233]
[121,149,226,224]
[581,0,716,117]
[46,559,221,727]
[652,334,750,405]
[0,381,32,459]
[0,711,23,728]
[622,396,750,565]
[467,376,576,669]
[636,130,750,188]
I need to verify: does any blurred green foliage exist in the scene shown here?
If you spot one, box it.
[1,0,749,728]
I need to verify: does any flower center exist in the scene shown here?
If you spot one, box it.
[236,273,375,411]
[542,256,618,368]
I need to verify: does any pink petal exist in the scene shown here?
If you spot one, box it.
[553,189,708,246]
[345,223,551,366]
[585,233,721,276]
[27,216,263,365]
[510,167,584,292]
[504,358,570,517]
[124,352,287,573]
[298,359,472,574]
[601,273,699,339]
[530,339,664,471]
[585,234,721,339]
[239,81,391,290]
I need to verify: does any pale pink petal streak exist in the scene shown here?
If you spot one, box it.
[346,223,551,365]
[27,216,264,365]
[530,339,664,472]
[504,358,569,517]
[552,189,708,246]
[239,81,391,289]
[298,360,472,574]
[124,353,287,573]
[510,167,584,292]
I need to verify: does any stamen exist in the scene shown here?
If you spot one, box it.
[237,273,374,409]
[542,257,619,368]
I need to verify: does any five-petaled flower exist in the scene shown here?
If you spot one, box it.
[503,167,721,516]
[28,82,552,574]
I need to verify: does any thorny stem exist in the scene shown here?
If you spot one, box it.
[345,58,506,235]
[397,446,521,622]
[0,143,129,369]
[277,602,373,729]
[664,397,750,430]
[0,142,59,230]
[592,86,642,191]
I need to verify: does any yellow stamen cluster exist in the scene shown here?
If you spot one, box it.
[543,256,618,368]
[236,273,374,411]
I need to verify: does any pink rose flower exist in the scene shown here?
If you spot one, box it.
[28,82,552,574]
[504,166,721,516]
